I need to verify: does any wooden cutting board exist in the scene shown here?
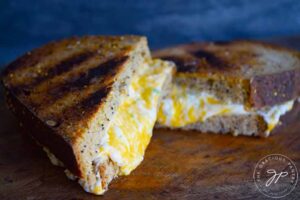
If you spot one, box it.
[1,38,300,200]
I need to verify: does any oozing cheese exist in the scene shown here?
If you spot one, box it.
[85,59,172,194]
[158,84,294,135]
[257,101,294,133]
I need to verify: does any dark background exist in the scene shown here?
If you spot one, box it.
[1,0,300,66]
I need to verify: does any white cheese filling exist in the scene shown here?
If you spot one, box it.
[158,85,295,135]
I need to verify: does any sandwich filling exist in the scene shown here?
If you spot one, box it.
[158,83,294,135]
[78,59,172,194]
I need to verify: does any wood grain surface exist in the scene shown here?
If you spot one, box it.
[1,38,300,200]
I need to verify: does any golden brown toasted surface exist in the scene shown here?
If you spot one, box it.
[1,35,145,143]
[154,40,300,77]
[154,40,300,108]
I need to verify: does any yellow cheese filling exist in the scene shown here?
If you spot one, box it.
[86,59,172,194]
[158,84,294,134]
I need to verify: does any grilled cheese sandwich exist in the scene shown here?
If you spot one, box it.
[2,36,174,195]
[154,40,300,136]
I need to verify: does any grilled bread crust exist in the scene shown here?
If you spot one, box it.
[154,41,300,108]
[1,36,150,188]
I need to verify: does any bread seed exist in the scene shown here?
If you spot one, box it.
[46,120,57,127]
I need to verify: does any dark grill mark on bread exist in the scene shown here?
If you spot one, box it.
[29,51,96,87]
[192,49,228,69]
[8,51,96,95]
[80,86,110,111]
[59,86,112,125]
[69,55,128,87]
[33,55,129,113]
[47,55,129,100]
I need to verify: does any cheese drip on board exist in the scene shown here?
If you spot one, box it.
[81,59,172,195]
[257,101,294,133]
[158,83,294,134]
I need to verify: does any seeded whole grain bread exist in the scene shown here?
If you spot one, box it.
[154,41,300,108]
[1,35,151,192]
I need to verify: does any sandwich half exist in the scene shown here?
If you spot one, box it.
[1,35,174,194]
[154,41,300,137]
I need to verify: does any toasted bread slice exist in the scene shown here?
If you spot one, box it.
[154,41,300,108]
[154,41,300,136]
[1,35,174,194]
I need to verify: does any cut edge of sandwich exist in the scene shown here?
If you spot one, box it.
[156,82,297,137]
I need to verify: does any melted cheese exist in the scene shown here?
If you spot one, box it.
[158,84,295,135]
[257,101,294,133]
[84,59,172,195]
[105,60,170,175]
